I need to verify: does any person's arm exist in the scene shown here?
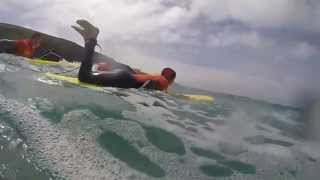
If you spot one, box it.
[133,68,149,75]
[140,79,170,92]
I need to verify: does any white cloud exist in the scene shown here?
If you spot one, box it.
[274,42,319,63]
[9,0,193,45]
[292,42,318,59]
[0,2,10,12]
[207,29,267,48]
[191,0,320,31]
[3,0,320,43]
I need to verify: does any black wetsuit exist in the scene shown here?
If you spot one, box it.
[78,39,143,88]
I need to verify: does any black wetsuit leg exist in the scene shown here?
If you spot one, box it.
[78,39,141,88]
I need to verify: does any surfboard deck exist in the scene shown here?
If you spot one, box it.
[30,59,79,67]
[180,94,214,103]
[46,72,106,92]
[45,73,214,103]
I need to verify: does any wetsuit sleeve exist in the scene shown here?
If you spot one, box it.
[0,40,17,54]
[142,80,158,89]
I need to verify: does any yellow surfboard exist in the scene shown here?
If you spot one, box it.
[33,59,215,103]
[170,93,214,103]
[181,94,214,103]
[46,72,106,92]
[46,72,214,103]
[30,59,79,67]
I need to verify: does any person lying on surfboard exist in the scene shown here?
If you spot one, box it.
[72,19,176,92]
[0,32,42,58]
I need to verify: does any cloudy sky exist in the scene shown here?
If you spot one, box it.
[1,0,319,106]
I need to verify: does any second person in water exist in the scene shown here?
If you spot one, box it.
[0,33,42,58]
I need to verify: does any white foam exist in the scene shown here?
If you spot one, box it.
[0,96,127,180]
[0,63,5,72]
[37,77,62,86]
[249,144,293,158]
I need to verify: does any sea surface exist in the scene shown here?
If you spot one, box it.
[0,54,319,180]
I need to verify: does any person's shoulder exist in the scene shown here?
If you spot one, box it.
[159,75,168,82]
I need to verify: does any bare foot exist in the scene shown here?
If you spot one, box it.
[71,19,99,41]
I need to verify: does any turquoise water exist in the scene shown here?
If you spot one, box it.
[0,54,319,180]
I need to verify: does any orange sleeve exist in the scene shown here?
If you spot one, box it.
[133,74,169,91]
[15,39,34,58]
[156,77,169,90]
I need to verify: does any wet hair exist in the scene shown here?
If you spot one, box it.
[31,32,42,40]
[161,67,176,81]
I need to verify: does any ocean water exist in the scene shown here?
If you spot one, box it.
[0,54,319,180]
